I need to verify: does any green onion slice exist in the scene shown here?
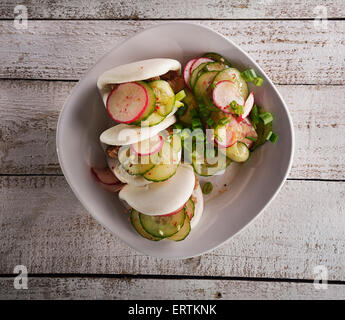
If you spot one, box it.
[202,182,213,195]
[175,90,186,101]
[259,112,273,125]
[218,117,230,126]
[206,118,215,128]
[241,68,264,86]
[245,136,257,142]
[241,69,257,82]
[254,77,263,87]
[175,100,184,109]
[269,132,279,143]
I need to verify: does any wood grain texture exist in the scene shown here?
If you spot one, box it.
[1,80,344,179]
[1,20,344,84]
[1,0,344,19]
[1,176,345,280]
[0,277,343,300]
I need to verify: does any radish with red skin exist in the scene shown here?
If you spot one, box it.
[212,80,244,114]
[239,118,258,148]
[158,203,186,217]
[91,167,123,192]
[106,82,148,124]
[190,57,214,74]
[214,125,237,148]
[183,58,197,89]
[238,91,255,121]
[130,134,164,157]
[214,115,258,149]
[91,167,119,185]
[214,116,241,148]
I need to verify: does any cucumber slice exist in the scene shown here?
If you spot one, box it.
[140,208,186,238]
[168,215,191,241]
[170,133,182,152]
[192,153,230,176]
[130,209,162,241]
[159,142,180,164]
[184,198,195,220]
[212,68,248,100]
[178,89,198,126]
[193,71,219,109]
[221,141,250,162]
[149,80,175,117]
[203,52,232,67]
[118,146,158,175]
[139,110,165,127]
[204,62,228,72]
[190,62,209,88]
[143,163,179,182]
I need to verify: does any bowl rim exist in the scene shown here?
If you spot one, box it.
[56,21,295,259]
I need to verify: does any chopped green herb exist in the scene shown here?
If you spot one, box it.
[192,118,202,129]
[175,101,184,109]
[199,102,211,118]
[241,69,257,82]
[218,117,230,126]
[176,104,187,116]
[202,182,213,195]
[173,123,183,131]
[269,132,279,143]
[206,118,215,128]
[259,112,273,125]
[254,77,263,87]
[190,109,198,118]
[245,136,257,142]
[175,90,186,101]
[241,68,264,86]
[229,100,244,116]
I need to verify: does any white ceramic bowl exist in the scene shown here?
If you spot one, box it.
[56,22,294,259]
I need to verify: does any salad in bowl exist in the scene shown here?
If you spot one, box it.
[91,53,278,242]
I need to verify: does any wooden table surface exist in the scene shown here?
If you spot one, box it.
[1,0,345,299]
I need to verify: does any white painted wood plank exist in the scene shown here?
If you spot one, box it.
[1,177,344,280]
[1,81,344,179]
[1,0,344,19]
[1,20,344,84]
[1,277,344,300]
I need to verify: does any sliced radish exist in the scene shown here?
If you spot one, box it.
[106,82,148,124]
[238,91,254,120]
[183,58,197,89]
[101,183,124,192]
[91,167,124,192]
[159,203,186,217]
[212,80,244,114]
[130,134,164,156]
[190,57,214,74]
[213,116,258,149]
[91,167,119,185]
[214,116,240,148]
[214,127,237,148]
[239,118,258,148]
